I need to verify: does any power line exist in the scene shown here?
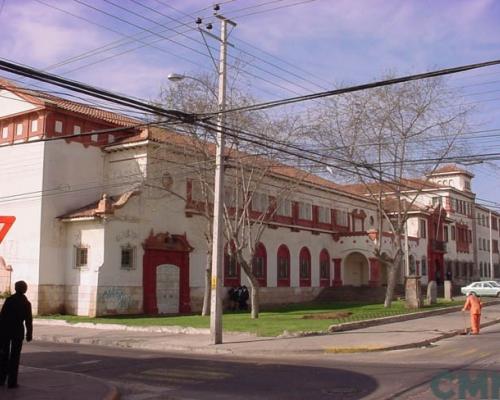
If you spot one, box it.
[0,58,194,123]
[211,59,500,116]
[1,58,496,202]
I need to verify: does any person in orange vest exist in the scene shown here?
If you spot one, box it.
[462,292,482,335]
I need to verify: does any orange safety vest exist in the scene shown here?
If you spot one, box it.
[463,295,482,314]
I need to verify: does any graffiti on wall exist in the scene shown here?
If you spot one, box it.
[99,287,138,314]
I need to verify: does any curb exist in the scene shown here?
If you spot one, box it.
[33,319,210,335]
[33,334,235,355]
[323,316,500,354]
[327,299,500,334]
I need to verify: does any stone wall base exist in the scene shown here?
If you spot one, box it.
[34,285,65,315]
[64,285,98,317]
[96,286,142,316]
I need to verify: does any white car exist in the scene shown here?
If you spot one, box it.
[461,281,500,297]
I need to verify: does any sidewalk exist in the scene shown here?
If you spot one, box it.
[15,302,500,400]
[0,366,118,400]
[32,302,500,357]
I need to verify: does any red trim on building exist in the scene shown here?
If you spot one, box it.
[319,249,330,287]
[142,231,193,314]
[299,247,311,287]
[252,242,267,287]
[224,243,241,287]
[277,244,291,287]
[368,258,380,287]
[332,258,342,287]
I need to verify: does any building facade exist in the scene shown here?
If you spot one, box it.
[0,79,497,316]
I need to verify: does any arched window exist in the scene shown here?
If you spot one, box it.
[421,257,427,276]
[299,247,311,287]
[224,243,240,287]
[252,242,267,287]
[277,245,290,287]
[319,249,330,287]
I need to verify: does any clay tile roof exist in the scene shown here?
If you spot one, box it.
[340,177,445,196]
[431,164,474,177]
[0,77,139,127]
[58,191,139,220]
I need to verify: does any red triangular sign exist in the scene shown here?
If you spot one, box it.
[0,216,16,244]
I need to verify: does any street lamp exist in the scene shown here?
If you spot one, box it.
[167,74,218,100]
[167,73,185,82]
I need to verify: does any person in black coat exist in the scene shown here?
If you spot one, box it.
[0,280,33,389]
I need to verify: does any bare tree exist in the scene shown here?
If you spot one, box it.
[156,73,304,317]
[310,76,471,307]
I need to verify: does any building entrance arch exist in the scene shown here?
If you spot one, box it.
[143,231,193,314]
[343,252,369,286]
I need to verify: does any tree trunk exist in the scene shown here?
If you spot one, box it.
[236,254,260,319]
[250,283,260,319]
[201,252,212,316]
[384,252,403,308]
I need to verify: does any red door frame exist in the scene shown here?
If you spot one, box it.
[143,231,193,314]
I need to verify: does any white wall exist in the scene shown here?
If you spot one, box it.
[0,90,38,117]
[65,221,104,315]
[39,141,104,285]
[0,141,45,291]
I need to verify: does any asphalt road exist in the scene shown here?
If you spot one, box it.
[20,324,500,400]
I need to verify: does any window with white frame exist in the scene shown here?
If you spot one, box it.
[252,192,269,213]
[298,201,312,220]
[73,125,81,135]
[31,119,38,133]
[120,245,135,270]
[1,126,8,139]
[432,196,442,207]
[16,123,23,136]
[419,219,427,238]
[277,199,292,217]
[336,209,349,227]
[75,246,88,268]
[318,206,331,224]
[55,120,63,133]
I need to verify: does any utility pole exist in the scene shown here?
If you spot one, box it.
[208,9,236,345]
[490,210,493,280]
[405,220,410,276]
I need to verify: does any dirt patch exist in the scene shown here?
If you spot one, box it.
[302,312,353,320]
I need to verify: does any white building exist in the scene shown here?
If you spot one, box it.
[0,79,495,316]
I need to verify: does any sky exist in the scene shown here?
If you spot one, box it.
[1,0,500,204]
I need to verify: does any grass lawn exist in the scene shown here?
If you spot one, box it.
[38,299,463,337]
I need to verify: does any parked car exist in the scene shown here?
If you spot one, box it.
[461,281,500,297]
